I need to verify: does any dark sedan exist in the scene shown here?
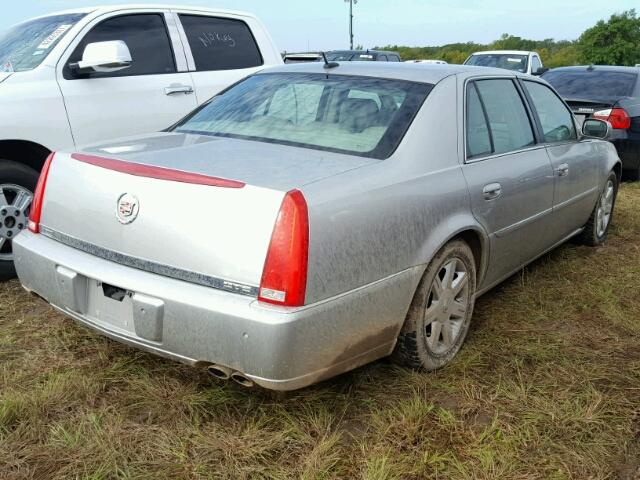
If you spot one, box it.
[543,66,640,179]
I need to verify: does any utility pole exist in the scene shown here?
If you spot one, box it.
[344,0,357,49]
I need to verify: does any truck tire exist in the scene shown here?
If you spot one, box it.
[0,160,39,281]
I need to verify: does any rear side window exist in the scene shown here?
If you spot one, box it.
[542,70,638,99]
[466,83,492,158]
[524,81,577,143]
[473,79,535,155]
[179,15,263,71]
[377,55,387,61]
[65,14,176,79]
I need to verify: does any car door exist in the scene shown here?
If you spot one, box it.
[461,77,557,288]
[521,80,600,238]
[173,12,268,103]
[57,10,198,146]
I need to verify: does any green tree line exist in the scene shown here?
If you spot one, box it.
[375,9,640,67]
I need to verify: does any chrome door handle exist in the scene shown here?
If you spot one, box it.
[165,84,194,96]
[556,163,570,177]
[482,182,502,200]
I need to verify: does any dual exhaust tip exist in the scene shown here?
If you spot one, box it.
[207,364,254,388]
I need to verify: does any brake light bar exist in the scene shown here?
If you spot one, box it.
[28,152,55,234]
[71,153,245,188]
[593,108,631,130]
[258,190,309,307]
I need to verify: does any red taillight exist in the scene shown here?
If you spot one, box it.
[593,108,631,129]
[258,189,309,307]
[28,152,55,233]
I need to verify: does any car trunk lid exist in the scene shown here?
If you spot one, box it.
[39,133,377,293]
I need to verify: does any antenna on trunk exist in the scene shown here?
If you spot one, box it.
[321,52,339,69]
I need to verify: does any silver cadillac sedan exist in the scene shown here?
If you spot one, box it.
[14,62,620,390]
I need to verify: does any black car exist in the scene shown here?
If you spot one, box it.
[542,66,640,179]
[325,50,401,62]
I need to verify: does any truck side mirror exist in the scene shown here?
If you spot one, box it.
[70,40,132,74]
[533,67,549,76]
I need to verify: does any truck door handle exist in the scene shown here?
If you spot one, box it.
[556,163,570,177]
[165,84,194,96]
[482,183,502,200]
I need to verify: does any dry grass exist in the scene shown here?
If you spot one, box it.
[2,184,640,480]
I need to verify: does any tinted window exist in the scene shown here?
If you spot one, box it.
[542,70,638,99]
[378,55,388,61]
[66,14,175,79]
[466,83,492,158]
[389,55,401,62]
[179,15,262,71]
[174,73,432,159]
[465,54,528,73]
[475,79,535,155]
[524,81,577,143]
[0,13,86,72]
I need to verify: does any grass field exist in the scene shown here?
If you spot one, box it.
[1,184,640,480]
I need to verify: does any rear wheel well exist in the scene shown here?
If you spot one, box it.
[453,230,484,282]
[0,140,51,173]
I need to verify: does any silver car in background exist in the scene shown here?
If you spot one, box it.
[14,63,620,390]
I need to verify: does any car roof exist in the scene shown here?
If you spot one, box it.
[328,50,399,55]
[546,65,640,73]
[471,50,534,55]
[260,61,520,84]
[36,4,256,19]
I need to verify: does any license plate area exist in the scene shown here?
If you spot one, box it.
[54,266,164,342]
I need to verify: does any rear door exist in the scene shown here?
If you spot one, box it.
[173,12,271,103]
[57,10,198,146]
[522,80,600,237]
[461,77,556,287]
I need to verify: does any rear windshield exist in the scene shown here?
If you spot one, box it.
[174,73,432,159]
[465,54,528,73]
[0,13,86,72]
[542,70,638,99]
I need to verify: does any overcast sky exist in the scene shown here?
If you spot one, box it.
[3,0,638,52]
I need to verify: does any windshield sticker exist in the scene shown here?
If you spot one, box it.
[1,61,13,73]
[507,58,523,63]
[32,50,45,56]
[37,24,72,50]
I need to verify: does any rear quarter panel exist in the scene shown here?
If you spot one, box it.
[303,75,488,304]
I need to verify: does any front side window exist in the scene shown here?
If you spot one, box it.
[65,14,176,79]
[473,79,535,155]
[179,15,263,71]
[465,54,529,73]
[174,73,432,159]
[524,81,577,143]
[377,55,388,62]
[0,13,86,72]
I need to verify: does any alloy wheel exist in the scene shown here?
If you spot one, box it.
[596,179,615,238]
[423,257,470,355]
[0,184,33,261]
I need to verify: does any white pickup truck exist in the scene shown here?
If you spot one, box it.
[464,50,547,76]
[0,5,282,279]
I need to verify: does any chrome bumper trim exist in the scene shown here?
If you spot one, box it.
[40,226,259,297]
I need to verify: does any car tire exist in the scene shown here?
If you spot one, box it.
[578,171,618,247]
[392,239,477,371]
[0,160,39,281]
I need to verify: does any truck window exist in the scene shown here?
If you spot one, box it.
[65,14,176,79]
[179,15,263,71]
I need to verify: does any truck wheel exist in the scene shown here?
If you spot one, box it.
[392,240,477,371]
[0,160,39,281]
[578,171,618,247]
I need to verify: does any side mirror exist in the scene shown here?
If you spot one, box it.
[533,67,549,76]
[70,40,132,73]
[582,118,611,140]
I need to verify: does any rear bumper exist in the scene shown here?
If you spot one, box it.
[13,231,420,390]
